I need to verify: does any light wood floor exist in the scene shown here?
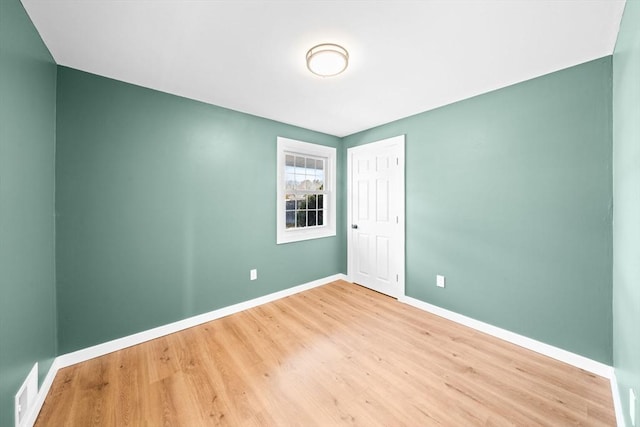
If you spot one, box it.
[35,280,615,426]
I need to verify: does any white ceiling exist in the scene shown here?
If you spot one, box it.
[22,0,626,137]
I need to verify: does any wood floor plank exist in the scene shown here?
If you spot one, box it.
[35,280,615,426]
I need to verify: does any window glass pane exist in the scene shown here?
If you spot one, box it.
[286,211,295,228]
[318,210,324,226]
[302,177,311,190]
[286,172,295,190]
[295,156,305,190]
[309,177,319,191]
[296,196,306,210]
[317,175,324,190]
[295,156,306,174]
[316,159,324,189]
[285,155,294,167]
[307,194,317,210]
[317,194,323,209]
[296,211,307,227]
[286,198,295,210]
[305,157,315,170]
[308,211,317,227]
[296,157,308,190]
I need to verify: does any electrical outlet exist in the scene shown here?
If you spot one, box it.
[436,275,445,288]
[15,363,38,427]
[250,269,257,281]
[631,388,637,426]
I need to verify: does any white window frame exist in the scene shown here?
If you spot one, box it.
[277,137,336,244]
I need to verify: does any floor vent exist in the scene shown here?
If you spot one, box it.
[15,363,38,427]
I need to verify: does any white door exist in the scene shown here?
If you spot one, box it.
[348,135,405,298]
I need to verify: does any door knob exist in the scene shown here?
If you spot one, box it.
[351,224,358,229]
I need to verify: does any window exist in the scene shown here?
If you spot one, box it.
[277,137,336,244]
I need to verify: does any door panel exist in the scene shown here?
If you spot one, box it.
[357,180,369,220]
[357,233,370,276]
[376,179,389,222]
[376,236,390,281]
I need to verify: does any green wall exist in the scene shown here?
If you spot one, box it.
[55,67,345,353]
[613,0,640,424]
[0,0,58,425]
[343,57,613,364]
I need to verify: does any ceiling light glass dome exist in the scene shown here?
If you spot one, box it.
[306,43,349,77]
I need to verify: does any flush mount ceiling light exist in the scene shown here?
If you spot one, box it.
[306,43,349,78]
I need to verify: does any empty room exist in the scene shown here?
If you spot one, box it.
[1,0,639,425]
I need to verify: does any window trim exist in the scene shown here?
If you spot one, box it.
[276,137,336,244]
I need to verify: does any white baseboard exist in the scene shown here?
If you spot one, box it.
[26,273,346,426]
[398,295,613,379]
[611,371,626,427]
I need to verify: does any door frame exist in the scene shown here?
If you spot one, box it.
[347,135,406,298]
